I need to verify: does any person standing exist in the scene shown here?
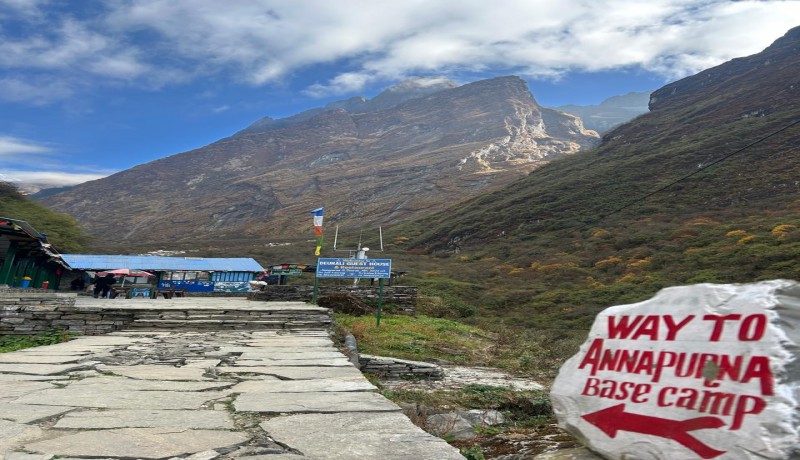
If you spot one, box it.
[93,273,116,298]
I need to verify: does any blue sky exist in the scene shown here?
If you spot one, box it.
[1,0,799,191]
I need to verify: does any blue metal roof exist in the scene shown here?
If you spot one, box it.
[61,254,264,272]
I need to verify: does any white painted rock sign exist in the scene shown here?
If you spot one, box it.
[551,280,799,459]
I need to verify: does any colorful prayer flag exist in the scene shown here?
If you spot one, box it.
[311,207,324,255]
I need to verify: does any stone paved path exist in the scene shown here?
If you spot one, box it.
[0,317,465,459]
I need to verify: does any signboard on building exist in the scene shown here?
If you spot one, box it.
[271,268,303,276]
[268,264,308,276]
[550,280,799,459]
[316,258,392,279]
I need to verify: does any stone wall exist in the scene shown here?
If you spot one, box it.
[0,290,132,335]
[248,285,417,314]
[181,291,249,298]
[1,290,331,335]
[358,354,444,380]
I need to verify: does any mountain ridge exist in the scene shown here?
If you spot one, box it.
[41,76,599,250]
[553,91,651,133]
[236,76,458,135]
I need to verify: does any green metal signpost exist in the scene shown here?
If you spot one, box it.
[314,258,392,327]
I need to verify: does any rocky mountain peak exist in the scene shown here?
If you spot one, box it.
[237,76,456,136]
[367,77,457,110]
[41,75,599,248]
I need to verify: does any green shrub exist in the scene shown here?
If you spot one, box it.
[460,445,485,460]
[0,330,74,353]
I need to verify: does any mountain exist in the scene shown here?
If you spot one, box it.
[31,185,76,199]
[40,76,599,250]
[0,181,89,253]
[553,91,651,133]
[397,26,800,329]
[238,77,459,134]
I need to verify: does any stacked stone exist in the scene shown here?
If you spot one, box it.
[1,304,135,336]
[129,308,332,331]
[1,293,333,335]
[358,354,444,380]
[1,292,136,335]
[248,285,418,313]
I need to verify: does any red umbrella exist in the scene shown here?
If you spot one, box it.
[97,269,155,287]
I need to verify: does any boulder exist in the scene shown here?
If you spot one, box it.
[461,409,505,427]
[426,413,477,441]
[550,280,800,459]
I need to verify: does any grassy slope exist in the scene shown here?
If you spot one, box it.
[0,182,90,253]
[379,33,800,373]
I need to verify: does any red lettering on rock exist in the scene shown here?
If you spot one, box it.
[664,315,694,340]
[738,314,767,341]
[703,314,742,341]
[731,395,766,430]
[741,356,774,396]
[608,316,644,339]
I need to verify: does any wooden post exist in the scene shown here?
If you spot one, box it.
[376,278,385,327]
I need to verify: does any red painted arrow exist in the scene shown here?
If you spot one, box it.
[582,404,726,459]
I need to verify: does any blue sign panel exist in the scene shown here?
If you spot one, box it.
[316,258,392,279]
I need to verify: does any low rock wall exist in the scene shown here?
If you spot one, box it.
[358,354,444,380]
[0,290,132,335]
[248,285,417,314]
[1,290,331,335]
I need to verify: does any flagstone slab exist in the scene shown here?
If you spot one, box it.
[96,364,212,380]
[234,391,400,413]
[183,359,222,368]
[14,388,228,409]
[0,403,74,423]
[0,381,56,398]
[0,420,44,452]
[233,358,352,367]
[231,378,376,394]
[24,428,249,459]
[0,354,84,364]
[238,351,345,360]
[245,340,334,348]
[1,452,54,460]
[218,366,363,380]
[0,375,69,381]
[236,456,308,460]
[260,412,465,460]
[54,409,234,429]
[66,376,233,392]
[0,363,89,375]
[50,336,149,348]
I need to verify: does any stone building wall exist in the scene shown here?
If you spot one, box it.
[248,285,417,314]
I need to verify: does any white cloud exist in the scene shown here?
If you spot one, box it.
[2,0,799,100]
[0,170,110,188]
[304,72,376,98]
[0,136,114,188]
[0,136,52,156]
